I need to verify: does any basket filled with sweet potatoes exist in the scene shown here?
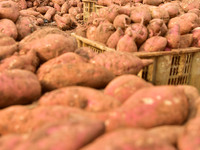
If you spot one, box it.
[0,0,200,149]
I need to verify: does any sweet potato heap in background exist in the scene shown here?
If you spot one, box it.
[76,0,200,52]
[0,0,200,150]
[0,0,83,41]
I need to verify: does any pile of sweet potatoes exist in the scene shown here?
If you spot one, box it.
[0,0,84,41]
[79,0,200,52]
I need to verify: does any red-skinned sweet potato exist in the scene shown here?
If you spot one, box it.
[113,14,131,30]
[147,19,168,37]
[19,27,77,62]
[0,34,18,60]
[81,128,176,150]
[0,1,20,22]
[104,74,153,103]
[89,51,153,76]
[179,34,193,48]
[74,47,98,60]
[116,31,138,52]
[106,86,188,131]
[0,50,39,73]
[139,36,167,52]
[0,19,18,40]
[38,86,121,112]
[166,24,181,49]
[0,69,41,108]
[37,62,115,91]
[192,27,200,47]
[106,27,124,49]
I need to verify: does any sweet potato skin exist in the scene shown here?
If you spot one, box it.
[38,86,121,112]
[81,128,176,150]
[37,62,115,91]
[106,86,189,131]
[104,74,153,103]
[19,27,77,62]
[0,34,18,60]
[0,69,41,108]
[89,51,146,76]
[0,19,18,40]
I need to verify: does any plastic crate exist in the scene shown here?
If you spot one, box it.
[82,0,97,22]
[71,33,200,91]
[83,0,106,22]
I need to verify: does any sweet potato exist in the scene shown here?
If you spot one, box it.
[178,116,200,150]
[148,125,184,146]
[166,24,181,49]
[14,119,104,150]
[0,1,20,22]
[43,6,56,21]
[106,86,188,130]
[118,5,132,16]
[104,74,153,103]
[192,27,200,47]
[74,47,98,60]
[116,31,138,52]
[61,1,70,14]
[37,62,115,91]
[89,51,153,76]
[139,36,167,52]
[0,105,102,134]
[94,21,115,44]
[159,2,180,18]
[106,27,124,49]
[0,50,39,73]
[54,14,74,30]
[19,9,40,17]
[38,86,121,112]
[16,16,38,40]
[149,6,170,23]
[177,85,200,120]
[19,27,77,62]
[147,19,168,37]
[68,7,82,17]
[0,34,18,60]
[0,19,18,40]
[103,5,120,23]
[126,23,148,46]
[179,34,193,48]
[168,13,199,34]
[0,69,41,108]
[81,128,176,150]
[130,6,152,25]
[75,25,87,37]
[180,0,200,12]
[143,0,163,6]
[97,0,112,6]
[113,14,131,30]
[188,8,200,17]
[86,25,97,41]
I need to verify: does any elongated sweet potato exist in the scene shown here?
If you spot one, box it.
[37,62,115,91]
[0,34,18,60]
[104,74,153,103]
[0,50,39,73]
[19,27,77,62]
[0,69,41,108]
[139,36,167,52]
[106,86,188,131]
[178,116,200,150]
[38,86,121,112]
[81,128,176,150]
[166,24,181,48]
[89,51,153,76]
[13,119,105,150]
[159,2,180,18]
[148,125,184,146]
